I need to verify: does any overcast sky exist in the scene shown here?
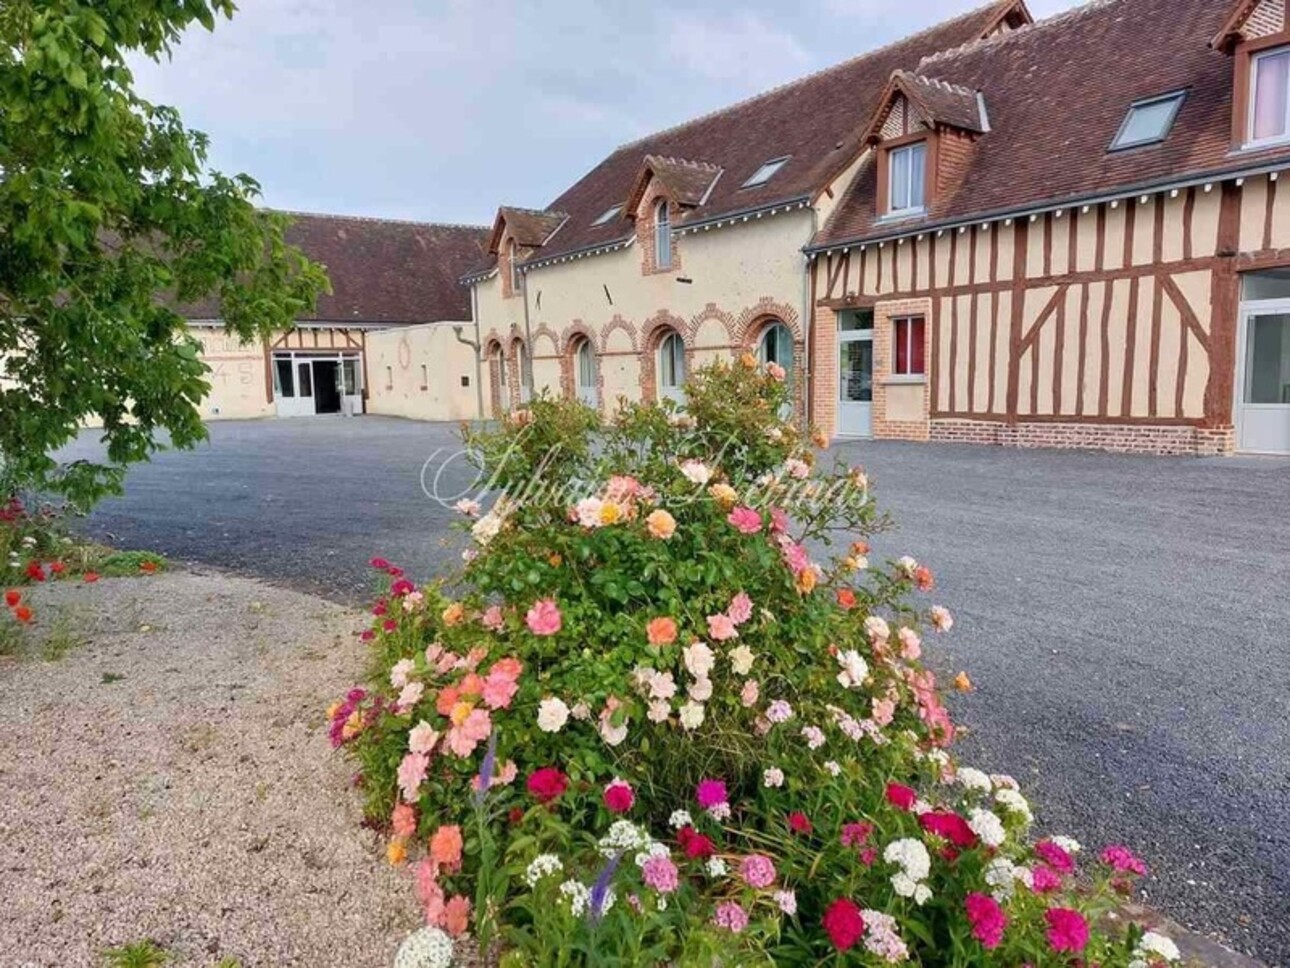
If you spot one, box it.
[131,0,1081,226]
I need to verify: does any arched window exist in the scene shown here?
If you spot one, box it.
[654,199,671,269]
[573,338,598,409]
[757,321,795,417]
[491,344,506,388]
[657,330,686,404]
[509,240,522,293]
[514,341,532,402]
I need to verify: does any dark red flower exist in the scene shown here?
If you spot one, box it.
[387,566,404,578]
[919,809,978,848]
[821,898,865,951]
[526,767,569,804]
[787,811,813,835]
[369,557,391,570]
[603,780,635,814]
[677,826,716,859]
[25,561,45,582]
[389,578,415,597]
[507,806,525,825]
[4,589,19,608]
[885,782,918,811]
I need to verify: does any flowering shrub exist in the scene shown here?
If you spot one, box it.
[333,358,1181,966]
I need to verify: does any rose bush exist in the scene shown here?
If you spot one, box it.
[332,358,1182,967]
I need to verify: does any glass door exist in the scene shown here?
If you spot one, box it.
[1238,306,1290,453]
[837,310,874,437]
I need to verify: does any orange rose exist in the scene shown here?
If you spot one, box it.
[708,483,738,508]
[459,672,484,696]
[646,616,678,646]
[836,588,857,610]
[444,895,471,937]
[548,553,563,567]
[645,509,677,540]
[429,824,464,872]
[796,568,818,595]
[739,352,758,369]
[386,837,407,866]
[436,685,461,717]
[954,672,973,692]
[441,602,466,626]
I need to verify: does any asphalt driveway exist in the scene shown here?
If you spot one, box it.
[60,416,1290,962]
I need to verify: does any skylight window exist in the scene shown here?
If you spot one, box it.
[592,206,621,226]
[742,156,790,188]
[1110,91,1186,151]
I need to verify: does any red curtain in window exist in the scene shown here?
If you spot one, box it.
[894,317,926,375]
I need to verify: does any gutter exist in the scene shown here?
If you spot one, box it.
[804,156,1290,256]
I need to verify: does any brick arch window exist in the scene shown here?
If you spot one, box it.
[568,335,600,410]
[511,337,532,403]
[755,319,798,418]
[654,199,672,269]
[485,340,506,416]
[654,327,687,405]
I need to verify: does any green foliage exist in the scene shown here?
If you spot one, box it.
[335,361,1160,966]
[95,549,167,576]
[0,1,328,507]
[101,940,169,968]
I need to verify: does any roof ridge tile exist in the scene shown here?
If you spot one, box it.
[919,0,1126,67]
[269,209,489,231]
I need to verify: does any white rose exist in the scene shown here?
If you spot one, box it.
[688,677,713,701]
[679,460,711,485]
[536,697,570,733]
[678,701,706,730]
[728,645,755,675]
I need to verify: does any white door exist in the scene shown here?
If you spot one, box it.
[340,356,364,415]
[658,331,686,406]
[273,355,316,417]
[837,311,874,437]
[575,340,598,409]
[1237,302,1290,453]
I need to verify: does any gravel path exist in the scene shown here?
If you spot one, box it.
[0,570,420,967]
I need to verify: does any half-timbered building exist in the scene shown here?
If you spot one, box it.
[808,0,1290,454]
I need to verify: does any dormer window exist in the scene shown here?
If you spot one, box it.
[888,142,927,215]
[654,199,672,269]
[742,156,789,188]
[1250,46,1290,145]
[1110,91,1186,150]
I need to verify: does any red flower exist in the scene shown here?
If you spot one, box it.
[965,892,1008,949]
[82,572,100,584]
[25,561,45,582]
[884,782,918,811]
[389,578,415,597]
[138,560,158,574]
[526,767,568,804]
[919,809,978,848]
[49,561,66,575]
[913,565,935,591]
[507,806,525,825]
[835,587,857,610]
[13,605,33,623]
[1044,907,1090,953]
[4,589,19,608]
[821,898,865,951]
[369,557,391,570]
[1099,844,1147,875]
[677,826,716,859]
[603,780,635,814]
[387,566,404,578]
[787,811,813,835]
[1034,839,1075,873]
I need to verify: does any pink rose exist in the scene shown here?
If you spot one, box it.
[445,708,492,757]
[727,506,763,534]
[481,604,504,631]
[525,598,562,636]
[707,613,739,641]
[727,592,753,625]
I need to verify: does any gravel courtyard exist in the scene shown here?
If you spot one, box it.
[59,416,1290,964]
[0,571,420,967]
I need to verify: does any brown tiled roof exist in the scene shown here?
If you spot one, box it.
[899,72,987,133]
[488,206,569,253]
[626,156,723,212]
[468,0,1028,274]
[1211,0,1264,51]
[815,0,1290,249]
[182,212,488,324]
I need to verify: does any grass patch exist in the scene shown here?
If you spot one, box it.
[93,550,167,577]
[40,607,86,660]
[102,940,169,967]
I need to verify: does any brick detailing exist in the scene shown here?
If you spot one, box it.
[689,302,739,345]
[485,339,505,417]
[872,299,933,441]
[507,336,526,408]
[532,324,561,358]
[810,300,840,441]
[929,419,1238,456]
[559,321,603,410]
[635,182,681,277]
[736,297,803,346]
[600,315,640,354]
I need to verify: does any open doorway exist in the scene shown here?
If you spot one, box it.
[312,359,341,414]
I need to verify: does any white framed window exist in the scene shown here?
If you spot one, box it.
[1110,91,1186,150]
[887,142,927,215]
[654,199,672,269]
[657,330,686,403]
[509,240,522,293]
[592,206,621,226]
[742,156,790,188]
[1250,46,1290,146]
